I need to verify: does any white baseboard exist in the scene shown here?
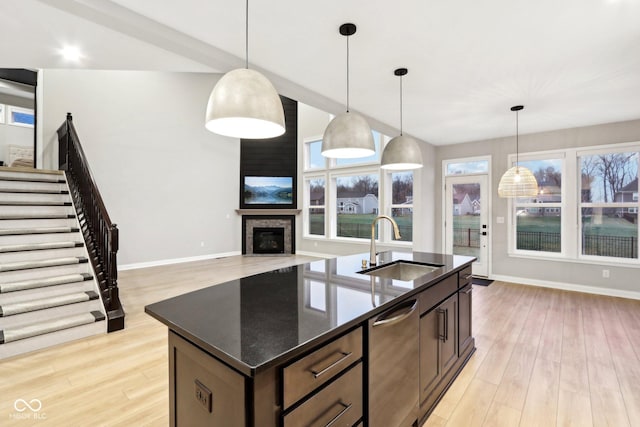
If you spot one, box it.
[490,274,640,300]
[118,251,242,271]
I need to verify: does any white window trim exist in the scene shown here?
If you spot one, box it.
[7,105,34,128]
[506,142,640,265]
[303,135,326,172]
[303,175,326,238]
[0,104,5,124]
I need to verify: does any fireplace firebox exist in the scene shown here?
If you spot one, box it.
[252,227,285,254]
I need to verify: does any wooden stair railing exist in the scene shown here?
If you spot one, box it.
[57,113,124,332]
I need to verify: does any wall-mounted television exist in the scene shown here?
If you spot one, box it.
[243,176,293,205]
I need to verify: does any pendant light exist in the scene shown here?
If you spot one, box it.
[205,0,285,139]
[321,23,375,159]
[381,68,423,170]
[498,105,538,198]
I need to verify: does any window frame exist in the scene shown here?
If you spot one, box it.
[506,142,640,266]
[577,146,639,263]
[7,105,35,128]
[508,153,566,258]
[302,131,413,245]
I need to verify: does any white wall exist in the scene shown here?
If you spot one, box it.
[41,70,241,266]
[436,119,640,297]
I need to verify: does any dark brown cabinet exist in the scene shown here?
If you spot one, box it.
[458,284,473,356]
[419,293,457,405]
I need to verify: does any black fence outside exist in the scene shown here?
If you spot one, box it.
[453,227,638,258]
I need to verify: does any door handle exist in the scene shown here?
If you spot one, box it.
[373,300,417,327]
[444,308,449,341]
[437,308,446,342]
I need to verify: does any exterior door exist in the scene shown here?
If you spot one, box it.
[444,175,489,277]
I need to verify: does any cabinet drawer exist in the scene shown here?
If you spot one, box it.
[283,363,363,427]
[458,266,472,288]
[419,274,457,315]
[283,327,362,409]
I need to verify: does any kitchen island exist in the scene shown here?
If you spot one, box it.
[146,251,475,426]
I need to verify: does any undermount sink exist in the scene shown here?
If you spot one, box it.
[361,261,443,281]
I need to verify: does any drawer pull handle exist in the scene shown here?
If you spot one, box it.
[372,300,417,327]
[463,274,473,280]
[325,402,352,427]
[463,287,473,295]
[310,351,353,378]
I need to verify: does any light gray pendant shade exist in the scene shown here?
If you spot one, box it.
[321,23,375,159]
[322,111,375,158]
[205,68,285,139]
[498,105,539,198]
[204,0,285,139]
[381,68,423,170]
[381,135,423,170]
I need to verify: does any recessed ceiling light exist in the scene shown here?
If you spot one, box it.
[60,46,82,61]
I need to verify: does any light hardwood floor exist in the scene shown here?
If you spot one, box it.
[1,255,639,426]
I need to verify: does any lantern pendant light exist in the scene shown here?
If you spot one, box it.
[381,68,423,170]
[205,0,285,139]
[321,23,375,159]
[498,105,538,198]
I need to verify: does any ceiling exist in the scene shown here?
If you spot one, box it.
[1,0,639,145]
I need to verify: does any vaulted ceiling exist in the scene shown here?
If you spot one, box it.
[2,0,639,145]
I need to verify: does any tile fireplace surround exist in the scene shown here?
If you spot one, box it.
[239,211,298,256]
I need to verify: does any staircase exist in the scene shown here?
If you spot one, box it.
[0,167,107,359]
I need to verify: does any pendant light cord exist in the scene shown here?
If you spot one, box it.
[245,0,249,69]
[346,34,350,112]
[515,109,519,166]
[399,75,404,135]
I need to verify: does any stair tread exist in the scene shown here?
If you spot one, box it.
[0,201,71,206]
[0,291,99,317]
[0,273,92,293]
[0,241,83,253]
[0,176,65,184]
[0,311,104,344]
[0,188,69,194]
[0,257,87,272]
[0,226,79,236]
[0,214,75,220]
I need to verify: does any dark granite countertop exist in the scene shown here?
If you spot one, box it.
[145,251,474,376]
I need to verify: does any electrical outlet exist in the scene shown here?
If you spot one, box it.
[195,380,212,413]
[602,269,610,279]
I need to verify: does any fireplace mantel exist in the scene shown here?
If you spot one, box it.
[235,209,301,216]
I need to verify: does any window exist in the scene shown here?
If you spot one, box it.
[445,160,489,175]
[306,178,325,236]
[579,151,638,259]
[305,139,325,170]
[513,158,563,254]
[390,171,413,242]
[0,104,4,124]
[302,125,411,245]
[7,106,34,127]
[507,143,640,264]
[336,174,379,238]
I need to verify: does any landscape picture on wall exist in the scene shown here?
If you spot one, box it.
[244,176,293,205]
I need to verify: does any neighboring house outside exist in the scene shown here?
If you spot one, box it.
[453,193,473,216]
[524,184,562,216]
[614,178,638,216]
[310,189,325,206]
[395,196,414,215]
[471,198,481,214]
[337,191,378,214]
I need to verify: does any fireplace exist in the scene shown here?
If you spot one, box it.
[242,215,295,256]
[253,227,285,254]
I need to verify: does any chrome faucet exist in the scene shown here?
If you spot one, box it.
[370,215,401,266]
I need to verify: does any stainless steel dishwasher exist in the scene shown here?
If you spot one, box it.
[368,298,419,427]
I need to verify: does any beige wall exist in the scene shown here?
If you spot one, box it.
[436,118,640,297]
